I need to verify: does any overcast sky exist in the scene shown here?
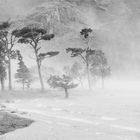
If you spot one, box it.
[1,0,140,79]
[0,0,47,21]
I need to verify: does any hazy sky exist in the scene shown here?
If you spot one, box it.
[0,0,47,20]
[0,0,140,20]
[1,0,140,79]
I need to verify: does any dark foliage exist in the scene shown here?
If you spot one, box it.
[38,51,59,60]
[15,27,54,44]
[80,28,92,38]
[66,48,85,57]
[0,21,11,30]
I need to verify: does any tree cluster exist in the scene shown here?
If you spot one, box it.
[0,20,111,97]
[66,28,111,89]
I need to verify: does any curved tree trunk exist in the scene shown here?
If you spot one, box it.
[35,50,45,92]
[37,64,45,92]
[86,62,91,90]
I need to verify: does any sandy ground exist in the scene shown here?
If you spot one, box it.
[0,89,140,140]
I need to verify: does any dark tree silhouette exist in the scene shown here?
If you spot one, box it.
[80,28,92,40]
[0,63,6,91]
[90,50,111,88]
[38,51,59,67]
[0,42,7,91]
[47,75,78,98]
[15,54,32,90]
[15,27,59,91]
[0,21,20,90]
[66,28,94,89]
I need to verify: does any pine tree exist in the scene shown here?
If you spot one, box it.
[66,28,95,89]
[15,58,32,90]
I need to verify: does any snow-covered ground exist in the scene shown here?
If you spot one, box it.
[1,89,140,140]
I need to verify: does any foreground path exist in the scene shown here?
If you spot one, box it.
[1,100,140,140]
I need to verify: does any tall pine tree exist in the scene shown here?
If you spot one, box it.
[66,28,95,89]
[15,55,32,90]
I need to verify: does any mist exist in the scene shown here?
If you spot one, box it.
[0,0,139,84]
[1,1,140,140]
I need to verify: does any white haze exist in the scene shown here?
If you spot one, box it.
[0,0,140,89]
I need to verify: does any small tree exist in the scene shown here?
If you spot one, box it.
[47,75,78,98]
[15,27,59,91]
[90,50,111,88]
[15,55,32,90]
[0,21,20,90]
[66,28,95,89]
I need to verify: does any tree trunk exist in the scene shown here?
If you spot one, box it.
[8,57,12,90]
[34,46,45,92]
[36,58,45,92]
[0,78,4,91]
[38,65,45,92]
[86,62,91,90]
[22,80,25,90]
[64,88,69,98]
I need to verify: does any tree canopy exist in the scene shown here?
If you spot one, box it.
[15,27,55,45]
[48,75,78,98]
[15,56,32,90]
